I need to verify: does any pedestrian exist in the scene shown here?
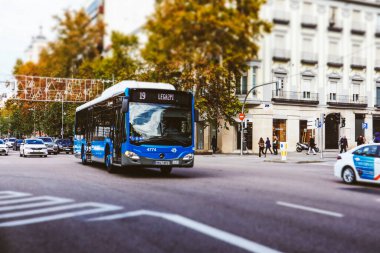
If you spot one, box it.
[265,137,273,156]
[211,136,217,154]
[374,132,380,143]
[273,136,278,155]
[356,135,364,146]
[258,137,265,157]
[307,136,316,155]
[340,136,348,153]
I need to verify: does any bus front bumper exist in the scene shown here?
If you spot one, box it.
[122,156,194,168]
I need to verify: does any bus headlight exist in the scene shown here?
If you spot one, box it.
[183,153,194,161]
[125,151,140,160]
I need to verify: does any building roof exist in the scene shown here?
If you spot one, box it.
[76,80,175,112]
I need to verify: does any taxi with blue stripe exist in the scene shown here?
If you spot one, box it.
[334,143,380,184]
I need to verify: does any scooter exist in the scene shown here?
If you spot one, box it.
[296,142,319,153]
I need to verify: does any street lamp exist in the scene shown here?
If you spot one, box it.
[240,81,278,156]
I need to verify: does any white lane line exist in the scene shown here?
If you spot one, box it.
[0,191,31,200]
[0,196,73,212]
[0,202,123,227]
[276,201,344,218]
[89,210,282,253]
[0,196,65,206]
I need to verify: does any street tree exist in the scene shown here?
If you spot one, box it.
[142,0,271,127]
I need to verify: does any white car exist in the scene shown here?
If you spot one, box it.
[334,143,380,184]
[0,139,9,156]
[5,138,16,148]
[20,139,48,157]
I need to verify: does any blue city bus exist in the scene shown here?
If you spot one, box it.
[74,81,195,175]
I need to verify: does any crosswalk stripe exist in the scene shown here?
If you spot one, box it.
[0,196,73,212]
[0,202,123,227]
[0,191,31,200]
[0,196,71,206]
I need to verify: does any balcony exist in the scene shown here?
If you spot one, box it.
[301,52,318,64]
[328,20,343,32]
[301,15,317,29]
[272,49,291,62]
[272,90,319,105]
[351,22,366,35]
[327,55,344,67]
[327,95,368,108]
[273,10,290,25]
[351,57,366,69]
[375,59,380,71]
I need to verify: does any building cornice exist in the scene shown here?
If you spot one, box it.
[332,0,380,8]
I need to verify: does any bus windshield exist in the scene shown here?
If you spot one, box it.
[129,103,192,147]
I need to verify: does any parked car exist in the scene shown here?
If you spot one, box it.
[20,139,48,157]
[55,139,74,154]
[38,137,58,155]
[4,138,16,148]
[0,139,9,156]
[13,139,23,151]
[334,143,380,184]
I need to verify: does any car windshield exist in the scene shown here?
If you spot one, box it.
[17,140,23,143]
[129,103,192,147]
[26,139,44,145]
[0,140,4,144]
[39,137,53,143]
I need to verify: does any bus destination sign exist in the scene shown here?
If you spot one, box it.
[129,89,192,106]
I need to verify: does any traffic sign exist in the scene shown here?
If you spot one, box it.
[239,113,245,121]
[362,122,368,129]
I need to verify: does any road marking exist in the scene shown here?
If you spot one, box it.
[0,196,70,205]
[276,201,344,218]
[89,210,282,253]
[0,191,31,200]
[0,202,123,227]
[0,196,73,212]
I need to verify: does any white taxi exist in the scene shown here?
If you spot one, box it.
[334,143,380,184]
[20,139,48,157]
[0,139,9,156]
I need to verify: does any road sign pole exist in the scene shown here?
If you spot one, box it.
[320,113,324,159]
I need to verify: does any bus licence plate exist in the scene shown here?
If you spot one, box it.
[155,161,170,165]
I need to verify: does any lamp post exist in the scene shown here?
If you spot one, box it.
[240,81,278,156]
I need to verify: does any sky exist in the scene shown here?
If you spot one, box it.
[0,0,153,79]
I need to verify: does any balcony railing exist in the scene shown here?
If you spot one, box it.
[272,49,291,62]
[327,55,343,67]
[301,15,317,28]
[272,90,319,105]
[351,22,366,35]
[301,52,318,64]
[327,95,367,107]
[328,20,343,32]
[273,10,290,25]
[351,57,366,69]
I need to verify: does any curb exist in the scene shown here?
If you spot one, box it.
[264,160,326,164]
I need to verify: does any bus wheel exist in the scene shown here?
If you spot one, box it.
[160,167,172,176]
[105,149,115,173]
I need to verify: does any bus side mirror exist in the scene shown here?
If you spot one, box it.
[121,98,129,113]
[194,109,200,122]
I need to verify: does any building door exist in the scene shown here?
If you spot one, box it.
[355,114,365,141]
[325,113,339,149]
[373,116,380,137]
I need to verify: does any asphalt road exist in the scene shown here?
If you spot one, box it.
[0,150,380,253]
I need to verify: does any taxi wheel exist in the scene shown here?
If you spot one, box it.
[342,167,356,184]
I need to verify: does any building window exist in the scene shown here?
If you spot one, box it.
[299,120,312,143]
[303,1,312,13]
[241,75,248,94]
[273,119,287,142]
[252,67,257,88]
[236,121,252,150]
[329,80,337,101]
[302,79,311,99]
[196,122,204,150]
[329,6,337,24]
[329,40,339,55]
[376,85,380,105]
[352,82,360,102]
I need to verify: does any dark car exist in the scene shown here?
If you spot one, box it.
[13,139,23,151]
[55,139,74,154]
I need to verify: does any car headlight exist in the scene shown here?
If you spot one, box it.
[183,153,194,161]
[125,151,140,160]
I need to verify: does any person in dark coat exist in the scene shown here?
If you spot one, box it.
[272,136,278,155]
[211,136,217,154]
[265,137,273,156]
[307,136,316,155]
[374,132,380,143]
[356,135,364,146]
[340,136,348,153]
[258,137,265,157]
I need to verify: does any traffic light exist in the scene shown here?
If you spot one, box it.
[341,118,346,128]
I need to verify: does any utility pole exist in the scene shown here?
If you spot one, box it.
[240,81,278,156]
[61,96,64,139]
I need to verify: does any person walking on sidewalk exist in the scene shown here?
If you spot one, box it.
[356,135,365,146]
[265,137,273,156]
[374,132,380,143]
[340,136,348,153]
[307,136,316,155]
[258,137,265,157]
[273,136,278,155]
[211,136,217,154]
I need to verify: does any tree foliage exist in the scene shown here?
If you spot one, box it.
[143,0,271,127]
